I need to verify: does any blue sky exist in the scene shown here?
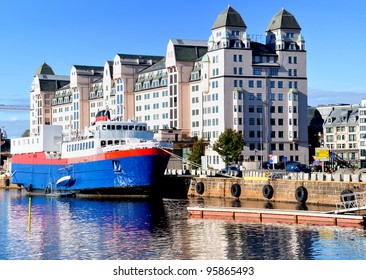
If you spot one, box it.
[1,0,365,138]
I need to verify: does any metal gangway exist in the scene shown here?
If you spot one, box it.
[334,191,366,214]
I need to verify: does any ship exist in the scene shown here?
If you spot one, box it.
[10,110,173,196]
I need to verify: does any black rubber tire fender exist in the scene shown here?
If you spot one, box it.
[262,184,274,199]
[195,182,204,195]
[295,186,308,203]
[231,183,241,198]
[340,189,355,202]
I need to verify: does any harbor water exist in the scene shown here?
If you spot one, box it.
[1,188,366,260]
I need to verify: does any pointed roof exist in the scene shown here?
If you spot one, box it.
[35,62,55,76]
[212,6,246,30]
[266,8,301,31]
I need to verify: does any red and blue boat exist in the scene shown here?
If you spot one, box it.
[10,111,173,196]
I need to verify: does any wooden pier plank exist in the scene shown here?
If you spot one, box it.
[187,206,365,228]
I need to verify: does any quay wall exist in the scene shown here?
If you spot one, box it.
[188,174,366,206]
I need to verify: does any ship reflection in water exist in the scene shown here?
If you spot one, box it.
[1,189,366,260]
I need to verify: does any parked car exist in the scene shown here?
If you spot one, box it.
[285,161,311,173]
[261,161,285,170]
[218,166,242,177]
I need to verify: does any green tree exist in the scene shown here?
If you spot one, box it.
[22,129,30,137]
[213,128,245,165]
[187,138,206,169]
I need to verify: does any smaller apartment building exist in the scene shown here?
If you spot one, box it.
[359,99,366,167]
[323,105,359,167]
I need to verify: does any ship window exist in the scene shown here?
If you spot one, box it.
[123,125,128,130]
[121,140,126,145]
[116,125,121,130]
[143,126,146,131]
[114,140,119,145]
[129,125,134,130]
[83,143,86,150]
[101,140,106,147]
[135,126,139,130]
[107,125,111,130]
[102,125,107,130]
[108,140,113,145]
[92,142,94,148]
[111,125,115,130]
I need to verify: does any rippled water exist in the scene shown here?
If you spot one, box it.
[1,189,366,260]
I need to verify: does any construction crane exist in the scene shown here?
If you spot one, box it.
[0,104,30,111]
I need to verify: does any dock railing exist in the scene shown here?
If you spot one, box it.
[335,191,366,214]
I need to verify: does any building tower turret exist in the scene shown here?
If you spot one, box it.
[265,8,302,51]
[210,5,247,50]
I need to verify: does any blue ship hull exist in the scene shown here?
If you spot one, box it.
[11,149,170,196]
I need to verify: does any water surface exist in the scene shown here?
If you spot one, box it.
[1,189,366,260]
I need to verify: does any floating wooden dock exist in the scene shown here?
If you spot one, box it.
[187,206,366,229]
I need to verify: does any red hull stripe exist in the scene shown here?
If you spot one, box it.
[12,148,170,165]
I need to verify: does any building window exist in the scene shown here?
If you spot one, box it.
[269,68,278,76]
[253,68,262,75]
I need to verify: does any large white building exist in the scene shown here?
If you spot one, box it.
[29,6,309,170]
[195,6,308,169]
